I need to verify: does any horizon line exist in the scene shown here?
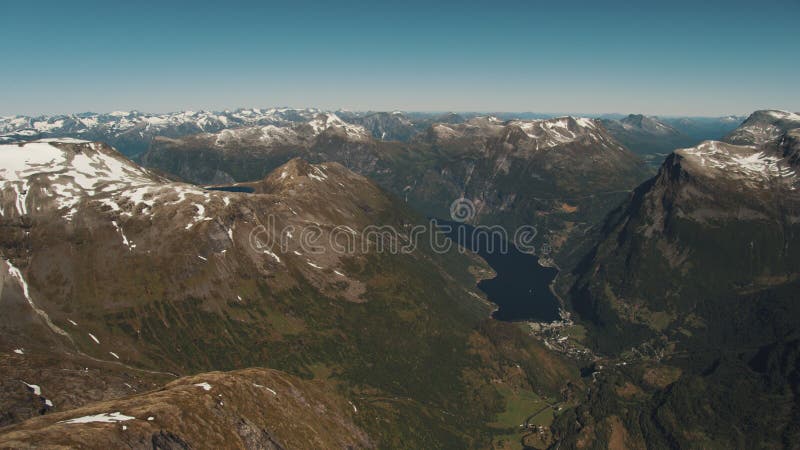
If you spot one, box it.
[3,106,782,119]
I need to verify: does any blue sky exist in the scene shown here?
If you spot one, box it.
[1,0,798,116]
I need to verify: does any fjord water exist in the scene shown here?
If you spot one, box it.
[440,221,560,322]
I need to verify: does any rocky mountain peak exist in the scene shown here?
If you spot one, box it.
[724,109,800,146]
[744,109,800,124]
[622,113,646,124]
[261,157,342,188]
[306,112,370,140]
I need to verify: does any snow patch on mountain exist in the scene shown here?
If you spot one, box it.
[5,260,71,338]
[0,140,235,231]
[431,116,619,151]
[308,113,367,138]
[677,140,797,188]
[60,412,135,424]
[725,110,800,146]
[206,112,370,148]
[22,382,41,396]
[0,108,322,144]
[763,110,800,122]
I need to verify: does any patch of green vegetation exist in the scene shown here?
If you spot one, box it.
[528,407,557,428]
[490,384,548,429]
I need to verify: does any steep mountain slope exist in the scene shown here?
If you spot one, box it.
[0,139,579,447]
[143,115,650,264]
[723,109,800,146]
[551,124,800,449]
[0,108,322,157]
[568,137,800,353]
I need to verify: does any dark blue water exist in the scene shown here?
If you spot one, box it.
[206,186,255,193]
[439,220,560,322]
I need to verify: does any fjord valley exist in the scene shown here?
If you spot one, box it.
[1,106,799,449]
[5,0,800,446]
[0,136,579,448]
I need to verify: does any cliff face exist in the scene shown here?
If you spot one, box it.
[548,123,800,450]
[569,136,800,354]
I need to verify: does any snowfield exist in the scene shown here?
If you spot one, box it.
[59,412,135,424]
[0,140,234,228]
[677,140,797,188]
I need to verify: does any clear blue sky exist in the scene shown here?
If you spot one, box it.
[1,0,798,116]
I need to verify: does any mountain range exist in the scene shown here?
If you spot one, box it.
[0,109,742,158]
[0,138,577,448]
[141,113,651,267]
[0,109,325,157]
[1,108,799,449]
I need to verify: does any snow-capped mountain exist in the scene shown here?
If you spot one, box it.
[559,122,800,445]
[0,108,465,155]
[0,108,754,162]
[210,112,371,147]
[4,139,575,448]
[335,111,422,141]
[422,115,627,152]
[570,124,800,355]
[0,139,225,226]
[141,112,380,184]
[676,139,798,189]
[723,109,800,146]
[0,108,323,156]
[335,111,472,142]
[141,113,649,265]
[560,125,800,449]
